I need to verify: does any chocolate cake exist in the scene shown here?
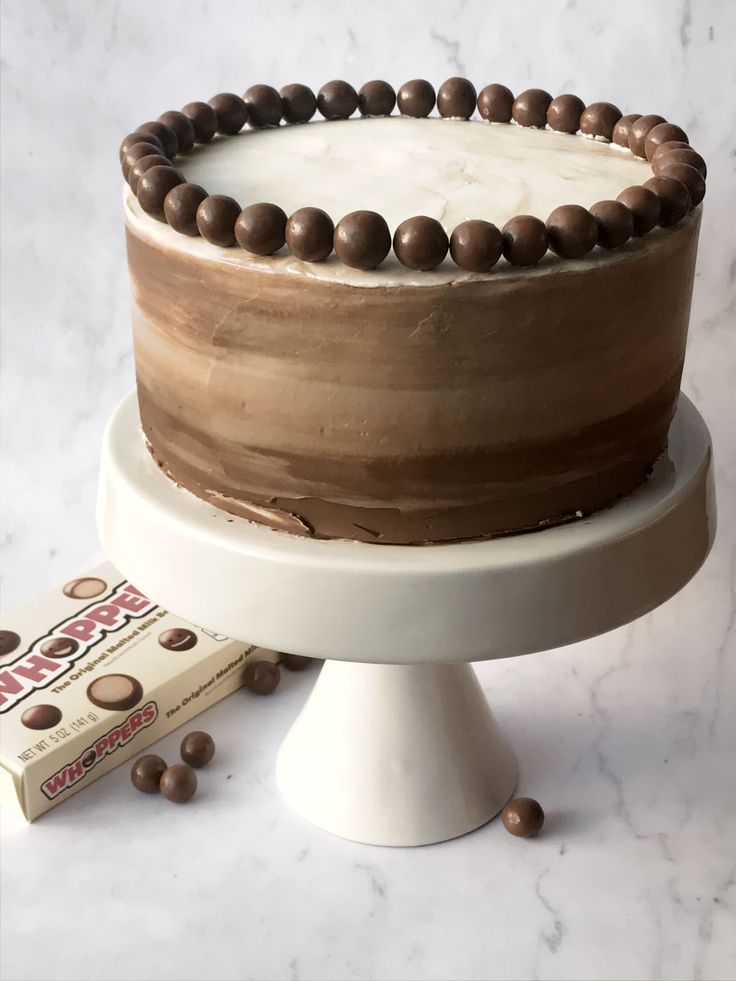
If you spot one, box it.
[121,79,705,544]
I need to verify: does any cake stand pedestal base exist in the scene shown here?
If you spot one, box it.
[276,660,517,845]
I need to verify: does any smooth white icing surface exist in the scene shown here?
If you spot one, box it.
[181,117,650,228]
[126,116,654,287]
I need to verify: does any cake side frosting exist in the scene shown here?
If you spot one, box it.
[128,207,701,543]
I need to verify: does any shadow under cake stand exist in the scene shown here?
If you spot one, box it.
[98,393,715,846]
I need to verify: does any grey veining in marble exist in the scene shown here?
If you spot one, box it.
[1,2,735,979]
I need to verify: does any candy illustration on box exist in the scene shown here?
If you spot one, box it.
[0,562,281,820]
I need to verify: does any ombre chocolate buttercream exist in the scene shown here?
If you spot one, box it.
[126,178,700,543]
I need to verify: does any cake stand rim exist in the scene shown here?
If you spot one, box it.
[100,392,711,572]
[97,392,715,662]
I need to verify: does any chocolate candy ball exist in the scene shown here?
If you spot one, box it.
[244,660,281,695]
[644,122,688,161]
[137,166,185,220]
[546,93,585,134]
[317,80,358,120]
[579,101,622,141]
[160,763,197,803]
[87,673,143,712]
[477,83,514,123]
[130,754,167,794]
[512,88,552,128]
[164,183,208,236]
[137,120,178,158]
[120,130,164,162]
[158,628,198,652]
[41,637,79,659]
[393,216,448,271]
[501,797,545,837]
[180,731,215,768]
[281,654,313,671]
[0,630,20,657]
[128,153,172,194]
[208,92,248,135]
[546,204,598,258]
[243,84,283,128]
[63,577,107,599]
[21,704,62,730]
[122,141,165,180]
[612,113,642,148]
[235,202,287,255]
[358,80,396,117]
[589,200,634,249]
[333,210,391,270]
[158,110,195,153]
[643,176,692,226]
[628,113,667,157]
[196,194,241,246]
[280,84,317,123]
[501,215,548,266]
[397,79,436,118]
[657,162,705,206]
[450,219,502,272]
[616,185,661,236]
[181,101,218,143]
[651,139,689,166]
[285,207,334,261]
[653,145,707,178]
[437,77,477,119]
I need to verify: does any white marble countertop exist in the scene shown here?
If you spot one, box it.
[2,587,735,981]
[1,1,735,979]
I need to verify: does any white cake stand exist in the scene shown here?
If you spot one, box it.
[97,393,715,846]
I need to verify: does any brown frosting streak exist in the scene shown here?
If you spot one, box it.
[127,211,700,544]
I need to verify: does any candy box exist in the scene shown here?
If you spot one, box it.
[0,562,276,820]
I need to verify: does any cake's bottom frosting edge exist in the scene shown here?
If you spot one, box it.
[141,427,662,546]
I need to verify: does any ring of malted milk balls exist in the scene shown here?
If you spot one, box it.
[120,78,706,274]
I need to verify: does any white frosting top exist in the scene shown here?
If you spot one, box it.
[125,116,653,287]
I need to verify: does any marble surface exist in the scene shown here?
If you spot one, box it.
[1,1,735,979]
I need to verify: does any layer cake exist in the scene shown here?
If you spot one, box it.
[121,80,705,544]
